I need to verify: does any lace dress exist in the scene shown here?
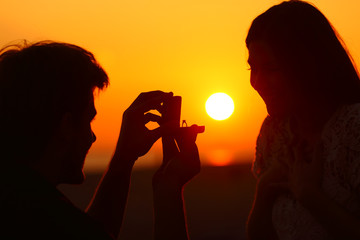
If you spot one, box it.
[252,103,360,240]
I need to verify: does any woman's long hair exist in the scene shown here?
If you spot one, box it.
[246,0,360,105]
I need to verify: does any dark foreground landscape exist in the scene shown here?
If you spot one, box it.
[58,163,256,240]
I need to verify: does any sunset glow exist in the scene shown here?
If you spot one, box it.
[206,93,235,121]
[1,0,360,170]
[206,149,234,167]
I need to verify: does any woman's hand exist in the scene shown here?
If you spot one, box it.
[256,156,289,201]
[247,156,288,240]
[287,140,324,204]
[116,91,173,161]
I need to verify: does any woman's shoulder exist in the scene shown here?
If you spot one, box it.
[258,115,282,134]
[258,115,272,135]
[258,115,291,140]
[340,103,360,145]
[256,115,275,151]
[324,103,360,150]
[323,103,360,199]
[253,115,290,178]
[339,103,360,118]
[327,103,360,131]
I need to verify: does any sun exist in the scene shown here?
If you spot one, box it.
[205,93,235,120]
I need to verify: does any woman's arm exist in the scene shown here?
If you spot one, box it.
[299,188,360,240]
[247,160,288,240]
[247,186,279,240]
[288,141,360,240]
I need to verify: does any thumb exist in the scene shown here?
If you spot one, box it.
[174,125,204,170]
[162,136,179,163]
[148,126,162,145]
[176,125,204,153]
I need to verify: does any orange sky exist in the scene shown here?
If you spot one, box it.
[1,0,360,171]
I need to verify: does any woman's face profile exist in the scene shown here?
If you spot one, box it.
[248,41,294,117]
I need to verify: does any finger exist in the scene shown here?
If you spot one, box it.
[175,125,204,156]
[162,136,179,163]
[133,91,169,104]
[178,124,204,136]
[157,104,164,114]
[148,126,163,145]
[144,112,161,125]
[139,94,175,113]
[132,91,173,113]
[159,121,180,136]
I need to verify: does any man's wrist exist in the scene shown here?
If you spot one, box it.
[113,145,138,162]
[106,149,137,174]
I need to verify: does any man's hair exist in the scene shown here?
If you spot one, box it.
[0,40,109,162]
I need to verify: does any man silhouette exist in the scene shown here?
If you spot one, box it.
[0,41,202,240]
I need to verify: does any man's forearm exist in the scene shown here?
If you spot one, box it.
[86,151,136,238]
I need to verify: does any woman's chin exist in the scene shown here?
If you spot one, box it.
[266,105,289,118]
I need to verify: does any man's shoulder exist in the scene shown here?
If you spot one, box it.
[0,165,113,240]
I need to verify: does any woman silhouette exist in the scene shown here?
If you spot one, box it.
[246,1,360,239]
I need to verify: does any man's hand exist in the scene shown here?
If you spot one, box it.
[152,124,204,240]
[116,91,173,161]
[153,124,204,189]
[87,91,173,238]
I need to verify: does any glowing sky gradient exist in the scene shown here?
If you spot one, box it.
[1,0,360,170]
